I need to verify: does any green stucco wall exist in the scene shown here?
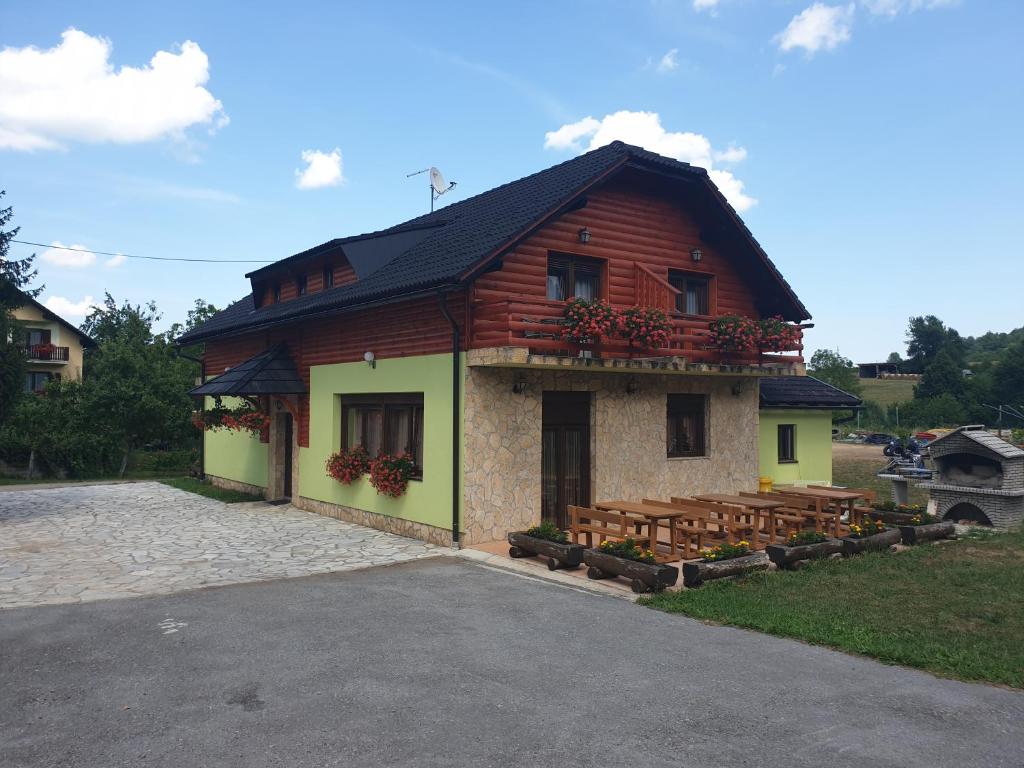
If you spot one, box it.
[203,397,269,488]
[299,353,460,532]
[758,409,833,486]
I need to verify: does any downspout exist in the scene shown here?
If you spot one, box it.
[176,350,206,480]
[437,292,461,549]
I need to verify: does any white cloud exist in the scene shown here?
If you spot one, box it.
[44,295,95,318]
[295,148,343,190]
[104,253,126,268]
[861,0,957,14]
[776,3,855,55]
[693,0,721,10]
[543,110,757,212]
[0,28,227,152]
[40,241,96,268]
[656,49,679,73]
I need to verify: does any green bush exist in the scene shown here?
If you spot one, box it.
[128,450,196,473]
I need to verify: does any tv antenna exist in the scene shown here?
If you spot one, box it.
[407,166,457,212]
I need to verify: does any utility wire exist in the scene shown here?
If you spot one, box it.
[10,239,275,264]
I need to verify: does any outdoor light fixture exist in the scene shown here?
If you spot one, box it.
[578,227,591,245]
[363,351,376,369]
[626,379,638,395]
[690,248,703,263]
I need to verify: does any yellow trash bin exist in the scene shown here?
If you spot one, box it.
[758,476,773,493]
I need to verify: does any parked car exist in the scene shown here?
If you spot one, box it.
[864,433,896,445]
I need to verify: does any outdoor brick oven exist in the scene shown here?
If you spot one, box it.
[920,425,1024,530]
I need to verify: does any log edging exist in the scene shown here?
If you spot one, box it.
[898,521,956,545]
[765,539,843,569]
[682,552,768,588]
[839,527,902,556]
[507,531,586,570]
[582,549,679,593]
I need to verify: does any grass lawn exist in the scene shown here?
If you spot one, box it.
[859,377,916,408]
[159,477,264,503]
[643,530,1024,688]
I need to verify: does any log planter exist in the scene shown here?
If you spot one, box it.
[765,538,842,570]
[682,552,768,588]
[898,521,956,545]
[583,549,679,594]
[507,531,585,571]
[868,510,918,526]
[840,527,902,557]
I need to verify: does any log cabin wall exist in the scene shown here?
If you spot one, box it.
[202,292,466,448]
[468,173,760,335]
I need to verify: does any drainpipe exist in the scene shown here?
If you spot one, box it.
[437,292,461,549]
[176,350,206,480]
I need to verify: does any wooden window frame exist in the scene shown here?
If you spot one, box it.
[547,252,607,302]
[296,274,308,296]
[341,393,425,479]
[778,423,797,463]
[667,269,715,317]
[666,393,708,458]
[272,282,282,303]
[323,265,334,289]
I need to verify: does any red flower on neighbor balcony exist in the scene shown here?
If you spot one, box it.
[326,446,369,485]
[561,297,619,345]
[620,306,671,349]
[368,453,416,498]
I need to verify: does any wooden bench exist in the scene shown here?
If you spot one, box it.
[568,505,651,548]
[640,499,717,558]
[810,485,875,526]
[756,491,835,534]
[737,492,807,540]
[670,497,758,545]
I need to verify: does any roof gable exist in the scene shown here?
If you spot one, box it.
[759,375,862,409]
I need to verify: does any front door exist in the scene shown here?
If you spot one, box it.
[282,412,293,499]
[541,391,591,530]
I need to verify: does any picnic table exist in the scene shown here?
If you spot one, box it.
[692,494,786,547]
[774,486,865,536]
[594,500,686,562]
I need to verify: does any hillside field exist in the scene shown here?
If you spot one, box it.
[859,377,916,407]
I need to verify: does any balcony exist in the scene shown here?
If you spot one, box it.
[469,297,805,375]
[26,344,70,363]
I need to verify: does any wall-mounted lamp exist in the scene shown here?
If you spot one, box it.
[512,378,528,395]
[578,227,592,245]
[625,379,639,396]
[690,248,703,263]
[363,351,376,369]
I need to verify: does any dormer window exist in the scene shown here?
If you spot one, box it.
[273,283,282,303]
[296,274,307,296]
[323,265,334,289]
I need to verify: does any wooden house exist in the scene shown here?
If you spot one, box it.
[179,142,811,545]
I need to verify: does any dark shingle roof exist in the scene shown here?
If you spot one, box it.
[759,376,862,409]
[188,343,306,396]
[179,142,810,344]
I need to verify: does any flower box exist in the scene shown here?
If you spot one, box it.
[507,531,585,571]
[682,552,768,588]
[583,549,678,593]
[765,538,842,569]
[840,528,902,556]
[898,521,955,545]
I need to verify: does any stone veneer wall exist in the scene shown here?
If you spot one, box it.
[462,366,760,544]
[295,496,453,546]
[208,474,266,498]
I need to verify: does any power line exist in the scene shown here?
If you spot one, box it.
[10,239,275,264]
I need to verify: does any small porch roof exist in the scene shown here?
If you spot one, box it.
[189,343,306,397]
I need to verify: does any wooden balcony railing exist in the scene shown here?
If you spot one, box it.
[470,297,804,367]
[26,344,70,362]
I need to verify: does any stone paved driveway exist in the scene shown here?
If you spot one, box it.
[0,482,439,609]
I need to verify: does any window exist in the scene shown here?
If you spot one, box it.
[24,371,55,394]
[296,274,307,296]
[342,394,425,477]
[25,328,51,347]
[547,254,602,302]
[667,394,707,458]
[668,271,710,316]
[778,424,796,463]
[272,283,282,303]
[323,265,334,289]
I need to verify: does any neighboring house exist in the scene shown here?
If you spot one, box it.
[179,142,812,546]
[758,375,862,486]
[13,291,95,392]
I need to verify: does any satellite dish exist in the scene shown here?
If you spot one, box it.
[429,167,447,195]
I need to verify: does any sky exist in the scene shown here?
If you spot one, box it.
[1,0,1021,361]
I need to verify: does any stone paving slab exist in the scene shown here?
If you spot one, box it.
[0,482,440,609]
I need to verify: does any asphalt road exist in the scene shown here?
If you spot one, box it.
[2,558,1022,768]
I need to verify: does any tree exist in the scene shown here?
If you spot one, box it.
[886,351,903,366]
[905,315,965,372]
[808,349,862,397]
[0,192,41,424]
[991,340,1024,409]
[916,349,964,400]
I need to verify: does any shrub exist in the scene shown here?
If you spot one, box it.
[129,450,196,473]
[368,453,416,497]
[525,520,569,543]
[700,540,752,561]
[597,537,656,563]
[326,446,369,485]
